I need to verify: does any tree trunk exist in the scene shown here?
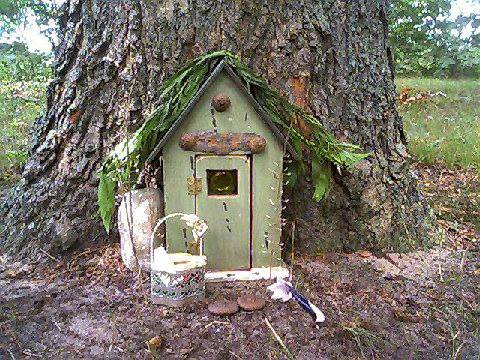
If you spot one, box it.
[0,0,435,257]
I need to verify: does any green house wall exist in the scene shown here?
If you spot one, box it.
[162,71,284,270]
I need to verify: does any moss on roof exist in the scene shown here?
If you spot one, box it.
[98,50,368,232]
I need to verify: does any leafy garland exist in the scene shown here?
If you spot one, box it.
[98,50,368,232]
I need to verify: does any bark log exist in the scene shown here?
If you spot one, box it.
[0,0,435,257]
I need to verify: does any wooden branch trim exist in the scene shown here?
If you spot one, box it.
[179,131,266,155]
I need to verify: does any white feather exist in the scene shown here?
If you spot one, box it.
[267,276,326,323]
[267,277,292,302]
[308,302,326,323]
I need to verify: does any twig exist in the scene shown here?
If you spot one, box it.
[39,248,57,261]
[22,350,41,358]
[264,318,294,359]
[453,341,465,360]
[7,349,15,360]
[460,250,467,271]
[289,221,295,282]
[438,234,444,282]
[205,320,230,329]
[52,320,61,331]
[438,262,443,282]
[229,351,244,360]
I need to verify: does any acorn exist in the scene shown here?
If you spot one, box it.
[211,93,231,112]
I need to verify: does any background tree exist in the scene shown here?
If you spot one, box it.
[390,0,480,77]
[0,42,51,81]
[0,1,57,183]
[0,0,62,47]
[0,42,50,183]
[0,0,435,257]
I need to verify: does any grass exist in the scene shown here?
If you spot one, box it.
[396,78,480,171]
[0,80,46,184]
[432,302,480,360]
[341,324,382,359]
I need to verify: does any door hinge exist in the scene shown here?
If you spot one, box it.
[187,176,202,195]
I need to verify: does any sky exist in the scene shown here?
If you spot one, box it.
[2,13,56,53]
[451,0,480,17]
[1,0,480,54]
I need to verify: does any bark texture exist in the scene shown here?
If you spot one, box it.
[0,0,435,256]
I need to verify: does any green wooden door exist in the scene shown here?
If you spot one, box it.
[195,155,251,270]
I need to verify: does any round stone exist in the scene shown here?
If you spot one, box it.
[211,93,231,112]
[237,294,266,311]
[208,300,239,316]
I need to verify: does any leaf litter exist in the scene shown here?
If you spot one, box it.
[0,164,478,359]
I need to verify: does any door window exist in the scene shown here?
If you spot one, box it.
[206,169,238,196]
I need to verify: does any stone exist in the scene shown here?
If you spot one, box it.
[148,335,163,349]
[357,250,372,258]
[118,188,164,272]
[147,335,163,358]
[237,294,266,311]
[208,300,239,316]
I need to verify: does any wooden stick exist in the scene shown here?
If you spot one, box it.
[125,141,140,270]
[205,320,230,329]
[264,318,294,359]
[229,351,244,360]
[39,248,57,261]
[289,221,295,282]
[22,350,41,358]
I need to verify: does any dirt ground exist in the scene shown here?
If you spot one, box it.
[0,165,479,360]
[0,244,478,360]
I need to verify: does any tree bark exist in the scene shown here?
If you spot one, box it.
[0,0,435,257]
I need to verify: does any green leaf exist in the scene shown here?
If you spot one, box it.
[311,158,331,201]
[98,172,116,233]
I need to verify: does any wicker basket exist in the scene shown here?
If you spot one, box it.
[151,253,207,306]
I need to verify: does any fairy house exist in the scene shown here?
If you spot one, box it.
[100,52,365,277]
[145,60,296,272]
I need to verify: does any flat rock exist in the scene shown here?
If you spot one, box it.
[237,294,265,311]
[208,300,239,316]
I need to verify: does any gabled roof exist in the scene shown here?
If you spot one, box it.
[146,60,297,163]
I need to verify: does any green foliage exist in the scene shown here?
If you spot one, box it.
[311,158,332,201]
[397,77,480,170]
[0,41,50,184]
[0,42,51,81]
[390,0,480,77]
[97,172,116,234]
[98,51,369,232]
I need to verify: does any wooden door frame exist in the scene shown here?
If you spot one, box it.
[194,153,253,270]
[248,153,253,269]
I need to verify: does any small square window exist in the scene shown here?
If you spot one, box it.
[206,169,238,196]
